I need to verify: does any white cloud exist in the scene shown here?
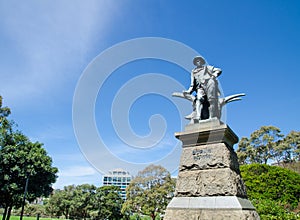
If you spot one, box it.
[53,165,101,189]
[59,165,97,177]
[0,0,120,104]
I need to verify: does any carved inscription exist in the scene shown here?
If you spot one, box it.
[192,148,212,160]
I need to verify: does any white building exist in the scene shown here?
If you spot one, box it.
[102,168,132,200]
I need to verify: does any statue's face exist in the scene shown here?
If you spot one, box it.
[196,60,203,67]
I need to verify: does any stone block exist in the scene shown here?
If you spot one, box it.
[179,143,240,172]
[164,197,260,220]
[164,209,260,220]
[175,123,239,147]
[175,168,247,197]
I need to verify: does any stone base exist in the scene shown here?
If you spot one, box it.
[166,122,260,219]
[164,209,259,220]
[164,196,260,220]
[175,168,246,197]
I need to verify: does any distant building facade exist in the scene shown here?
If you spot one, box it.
[102,168,132,200]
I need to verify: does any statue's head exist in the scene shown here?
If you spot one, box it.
[193,56,206,67]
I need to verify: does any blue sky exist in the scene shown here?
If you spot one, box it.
[0,0,299,188]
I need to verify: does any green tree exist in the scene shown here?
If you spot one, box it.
[46,184,123,220]
[0,132,58,220]
[71,184,96,219]
[285,131,300,162]
[22,203,46,217]
[272,131,300,165]
[0,95,13,157]
[251,126,283,164]
[44,195,62,218]
[237,126,284,164]
[0,96,11,125]
[46,185,76,219]
[237,137,252,164]
[93,185,124,220]
[123,165,175,220]
[0,96,58,220]
[240,164,300,211]
[237,126,300,166]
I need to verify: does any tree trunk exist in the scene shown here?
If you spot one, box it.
[7,205,12,220]
[151,212,156,220]
[2,204,8,220]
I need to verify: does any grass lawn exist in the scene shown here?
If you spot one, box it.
[1,216,59,220]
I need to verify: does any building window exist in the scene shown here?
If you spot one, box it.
[102,169,132,200]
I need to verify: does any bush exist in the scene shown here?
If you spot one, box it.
[251,199,299,220]
[240,164,300,218]
[241,164,300,208]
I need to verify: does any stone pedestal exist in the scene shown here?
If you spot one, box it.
[164,119,259,220]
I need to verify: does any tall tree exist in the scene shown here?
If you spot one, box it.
[93,185,124,220]
[285,131,300,162]
[237,126,300,166]
[237,126,284,164]
[71,184,96,220]
[46,185,76,219]
[123,165,175,220]
[47,184,123,220]
[250,126,283,164]
[0,96,58,220]
[236,137,251,164]
[44,193,62,218]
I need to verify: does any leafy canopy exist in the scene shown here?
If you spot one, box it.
[0,95,58,220]
[123,164,175,220]
[237,125,300,165]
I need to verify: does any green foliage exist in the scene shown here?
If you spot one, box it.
[46,184,124,220]
[285,131,300,162]
[71,184,96,219]
[0,132,58,201]
[0,96,11,122]
[93,185,124,220]
[22,204,46,217]
[251,199,299,220]
[237,126,283,164]
[237,126,300,165]
[0,95,58,220]
[241,164,300,218]
[123,165,175,220]
[45,185,76,218]
[128,214,158,220]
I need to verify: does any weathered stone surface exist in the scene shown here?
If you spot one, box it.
[164,122,259,219]
[164,197,260,220]
[164,209,260,220]
[175,168,247,197]
[166,196,255,209]
[175,123,239,147]
[179,143,240,172]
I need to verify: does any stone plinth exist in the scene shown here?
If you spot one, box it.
[175,168,246,197]
[164,197,260,220]
[164,120,259,220]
